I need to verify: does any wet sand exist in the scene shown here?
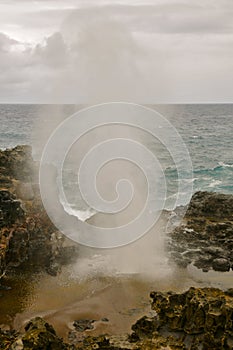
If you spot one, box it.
[1,252,233,342]
[3,261,231,341]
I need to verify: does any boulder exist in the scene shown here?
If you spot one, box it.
[168,191,233,272]
[212,258,230,272]
[0,317,71,350]
[185,191,233,220]
[21,317,67,349]
[73,319,95,332]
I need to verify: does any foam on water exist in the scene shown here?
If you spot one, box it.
[208,179,222,188]
[218,161,233,168]
[63,204,96,222]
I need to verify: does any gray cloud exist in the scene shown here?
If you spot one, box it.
[34,32,67,67]
[0,32,18,51]
[0,1,233,103]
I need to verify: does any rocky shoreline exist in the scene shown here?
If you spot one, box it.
[0,145,78,281]
[2,286,233,349]
[1,146,233,349]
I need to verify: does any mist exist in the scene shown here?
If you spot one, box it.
[32,5,187,282]
[36,100,188,287]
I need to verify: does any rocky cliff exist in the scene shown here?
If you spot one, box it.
[0,145,78,280]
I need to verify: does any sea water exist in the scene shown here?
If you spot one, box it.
[1,104,232,198]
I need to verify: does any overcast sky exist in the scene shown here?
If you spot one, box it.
[0,0,233,103]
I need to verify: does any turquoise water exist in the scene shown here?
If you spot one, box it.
[158,105,233,197]
[0,104,232,203]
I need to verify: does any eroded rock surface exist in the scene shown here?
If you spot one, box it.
[0,146,78,281]
[83,287,233,349]
[149,287,233,349]
[0,317,72,350]
[168,191,233,271]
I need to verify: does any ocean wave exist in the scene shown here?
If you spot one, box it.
[60,199,97,222]
[208,179,222,188]
[180,178,197,184]
[218,161,233,168]
[68,207,97,221]
[194,164,232,174]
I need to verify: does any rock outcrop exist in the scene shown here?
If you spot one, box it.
[149,287,233,349]
[168,191,233,271]
[0,146,78,281]
[78,287,233,349]
[0,317,72,349]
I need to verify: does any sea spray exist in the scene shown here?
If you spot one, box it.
[69,214,172,280]
[37,103,194,281]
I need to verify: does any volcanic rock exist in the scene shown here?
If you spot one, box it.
[212,258,230,272]
[0,317,71,350]
[0,146,78,281]
[168,191,233,272]
[149,287,233,349]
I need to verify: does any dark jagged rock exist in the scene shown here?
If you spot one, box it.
[0,145,34,182]
[0,328,19,350]
[21,317,68,349]
[212,258,230,272]
[0,190,24,228]
[149,287,233,349]
[168,191,233,272]
[73,319,95,332]
[0,146,78,281]
[0,317,73,349]
[130,315,159,339]
[185,191,233,220]
[81,335,118,350]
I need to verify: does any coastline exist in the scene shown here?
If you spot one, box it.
[1,145,233,349]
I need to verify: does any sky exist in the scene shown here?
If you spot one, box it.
[0,0,233,103]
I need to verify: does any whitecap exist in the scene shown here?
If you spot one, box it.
[208,179,222,188]
[60,198,97,222]
[218,161,233,168]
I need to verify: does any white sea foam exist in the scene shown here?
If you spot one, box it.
[208,179,222,188]
[183,178,197,184]
[61,200,97,222]
[218,161,233,168]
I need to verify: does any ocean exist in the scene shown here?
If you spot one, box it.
[1,104,232,213]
